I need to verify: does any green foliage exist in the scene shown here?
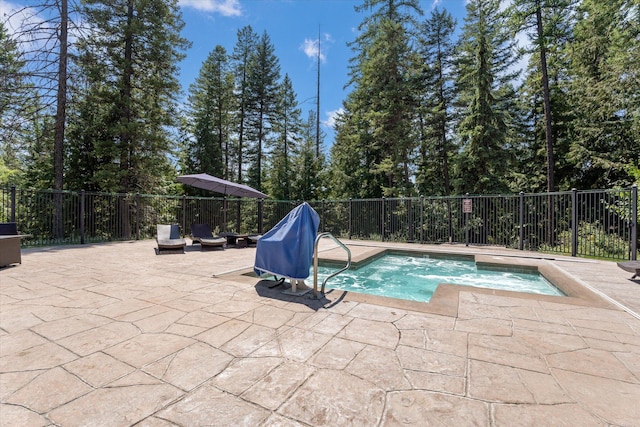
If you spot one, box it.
[183,45,234,186]
[415,8,457,196]
[266,74,302,201]
[66,0,189,194]
[22,114,56,189]
[540,221,636,259]
[230,26,259,184]
[332,0,423,199]
[566,0,640,188]
[0,21,29,187]
[290,111,328,202]
[508,0,575,193]
[3,0,639,202]
[245,31,281,193]
[453,0,520,195]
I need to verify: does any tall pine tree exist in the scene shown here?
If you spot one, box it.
[67,0,189,194]
[184,45,234,184]
[230,26,258,184]
[0,22,28,185]
[332,0,422,198]
[415,7,457,196]
[510,0,574,191]
[245,31,281,192]
[267,74,302,201]
[566,0,640,188]
[453,0,520,194]
[292,110,327,201]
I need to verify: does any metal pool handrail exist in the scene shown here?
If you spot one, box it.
[312,232,351,299]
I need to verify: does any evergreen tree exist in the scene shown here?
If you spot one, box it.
[184,45,234,183]
[267,74,302,200]
[65,82,115,191]
[230,26,258,183]
[245,31,281,192]
[331,0,422,199]
[292,110,327,201]
[0,22,28,185]
[453,0,520,194]
[566,0,640,188]
[329,108,369,198]
[510,1,574,192]
[509,0,574,192]
[415,7,457,196]
[67,0,189,194]
[21,114,56,190]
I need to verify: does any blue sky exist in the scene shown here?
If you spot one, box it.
[178,0,469,147]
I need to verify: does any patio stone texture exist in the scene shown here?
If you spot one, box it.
[0,239,639,426]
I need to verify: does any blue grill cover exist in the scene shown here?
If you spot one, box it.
[254,202,320,280]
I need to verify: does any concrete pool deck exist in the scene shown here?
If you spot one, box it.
[1,239,639,426]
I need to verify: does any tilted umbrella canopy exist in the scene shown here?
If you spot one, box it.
[177,173,268,199]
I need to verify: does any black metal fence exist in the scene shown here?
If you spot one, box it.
[1,186,637,261]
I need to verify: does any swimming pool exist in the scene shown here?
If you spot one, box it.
[315,253,563,303]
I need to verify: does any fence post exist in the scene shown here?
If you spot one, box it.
[381,197,385,242]
[519,191,524,251]
[631,184,637,260]
[465,193,469,246]
[10,185,16,222]
[571,188,578,257]
[182,195,186,235]
[135,193,140,240]
[80,190,85,244]
[420,195,424,244]
[348,198,352,239]
[322,199,325,232]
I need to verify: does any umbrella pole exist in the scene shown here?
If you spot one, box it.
[236,201,241,232]
[222,197,227,232]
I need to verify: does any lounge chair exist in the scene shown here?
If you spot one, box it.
[190,224,226,250]
[247,234,262,246]
[0,222,31,267]
[156,224,186,254]
[617,261,640,279]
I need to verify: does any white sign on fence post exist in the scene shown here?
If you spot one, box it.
[463,198,472,246]
[463,199,472,213]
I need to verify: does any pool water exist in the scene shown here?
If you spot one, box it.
[315,254,563,303]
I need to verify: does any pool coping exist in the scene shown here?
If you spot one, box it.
[219,245,617,318]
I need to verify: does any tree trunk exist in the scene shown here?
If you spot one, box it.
[53,0,68,241]
[119,0,135,238]
[121,0,134,193]
[536,0,554,193]
[536,0,555,245]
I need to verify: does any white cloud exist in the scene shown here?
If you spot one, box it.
[1,1,39,34]
[1,1,49,52]
[324,108,344,129]
[301,38,326,63]
[0,0,13,18]
[179,0,242,16]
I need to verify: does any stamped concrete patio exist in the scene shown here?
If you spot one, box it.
[1,239,639,426]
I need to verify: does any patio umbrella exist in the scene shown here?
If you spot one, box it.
[177,173,268,199]
[177,173,267,233]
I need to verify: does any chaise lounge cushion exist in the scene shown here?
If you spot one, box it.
[190,224,226,250]
[156,224,186,253]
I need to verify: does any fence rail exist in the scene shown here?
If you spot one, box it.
[1,186,637,261]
